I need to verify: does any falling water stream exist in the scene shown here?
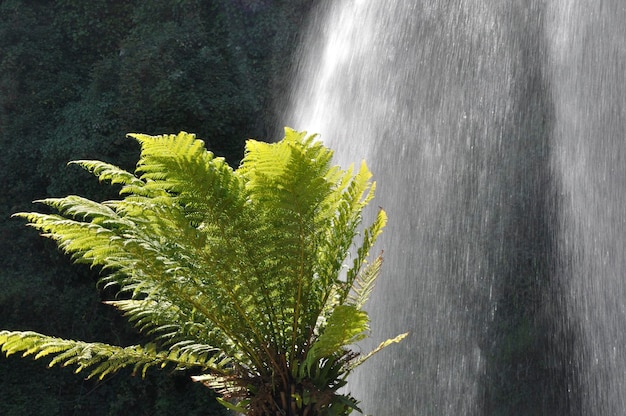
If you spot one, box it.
[282,1,626,415]
[548,2,626,415]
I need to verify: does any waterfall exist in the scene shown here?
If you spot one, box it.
[548,1,626,414]
[282,0,626,414]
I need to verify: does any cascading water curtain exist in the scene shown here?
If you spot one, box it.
[284,0,626,414]
[548,1,626,415]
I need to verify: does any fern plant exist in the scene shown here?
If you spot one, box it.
[2,128,406,416]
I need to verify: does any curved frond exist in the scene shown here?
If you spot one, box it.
[0,330,227,380]
[306,305,368,364]
[129,131,246,220]
[69,160,144,192]
[347,332,409,370]
[341,207,387,304]
[347,255,383,309]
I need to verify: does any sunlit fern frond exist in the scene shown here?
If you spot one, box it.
[347,332,409,371]
[239,128,343,354]
[341,207,387,304]
[104,299,211,347]
[347,254,383,310]
[69,160,145,191]
[305,305,369,364]
[0,330,229,380]
[13,211,128,268]
[130,131,247,220]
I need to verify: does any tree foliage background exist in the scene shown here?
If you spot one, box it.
[0,1,315,414]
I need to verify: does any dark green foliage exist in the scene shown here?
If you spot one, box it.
[0,357,224,416]
[0,0,316,413]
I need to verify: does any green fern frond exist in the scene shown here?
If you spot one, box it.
[342,207,388,304]
[347,255,383,309]
[242,129,333,217]
[313,161,380,311]
[192,373,246,398]
[38,196,122,223]
[214,397,250,414]
[0,330,227,380]
[347,332,409,370]
[239,129,340,354]
[69,160,144,191]
[129,131,246,218]
[306,305,368,364]
[14,213,124,267]
[105,299,189,340]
